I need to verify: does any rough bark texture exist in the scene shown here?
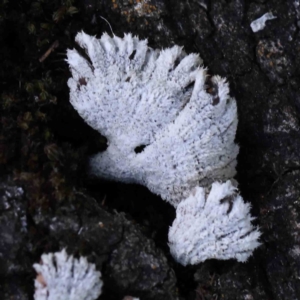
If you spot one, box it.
[1,0,300,299]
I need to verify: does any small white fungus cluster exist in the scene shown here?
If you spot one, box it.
[33,249,102,300]
[169,181,261,265]
[67,32,261,264]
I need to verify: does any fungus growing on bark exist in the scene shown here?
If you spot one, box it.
[67,32,260,264]
[33,249,102,300]
[67,31,238,207]
[168,181,261,265]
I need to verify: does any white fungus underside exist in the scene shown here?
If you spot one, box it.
[66,32,260,265]
[67,32,239,207]
[33,249,102,300]
[168,181,261,265]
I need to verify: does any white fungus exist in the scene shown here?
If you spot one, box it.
[250,12,277,32]
[66,32,261,264]
[168,181,261,265]
[33,249,103,300]
[67,32,239,207]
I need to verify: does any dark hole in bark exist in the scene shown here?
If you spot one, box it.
[134,144,147,153]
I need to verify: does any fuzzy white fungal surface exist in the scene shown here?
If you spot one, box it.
[168,181,261,265]
[67,32,239,207]
[250,12,277,32]
[33,249,102,300]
